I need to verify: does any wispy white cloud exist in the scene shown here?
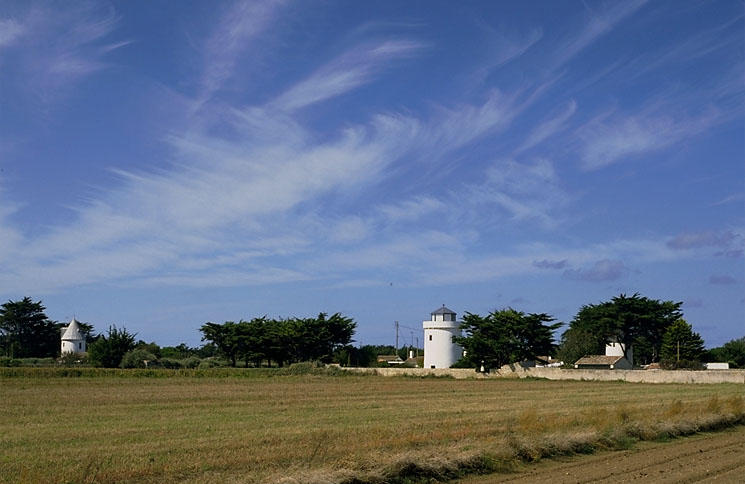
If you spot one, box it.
[577,107,720,170]
[199,0,287,103]
[0,188,22,262]
[272,39,425,111]
[377,196,445,223]
[622,14,744,82]
[0,17,24,48]
[551,0,647,70]
[1,3,125,102]
[470,158,569,228]
[469,24,542,84]
[1,77,529,293]
[517,99,577,153]
[327,217,372,245]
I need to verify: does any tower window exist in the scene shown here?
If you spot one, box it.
[429,335,432,341]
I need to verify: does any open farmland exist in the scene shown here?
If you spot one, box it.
[1,371,744,483]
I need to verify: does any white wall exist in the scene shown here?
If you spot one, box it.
[423,321,462,368]
[61,339,86,354]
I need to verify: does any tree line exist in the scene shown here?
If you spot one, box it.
[2,294,744,370]
[199,313,356,367]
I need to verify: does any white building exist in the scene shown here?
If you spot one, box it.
[605,340,633,363]
[61,318,86,354]
[574,340,633,370]
[423,305,463,368]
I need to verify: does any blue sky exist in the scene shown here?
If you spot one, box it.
[1,0,743,348]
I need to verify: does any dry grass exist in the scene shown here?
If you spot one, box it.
[1,373,743,483]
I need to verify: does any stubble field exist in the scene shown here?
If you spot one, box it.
[1,370,743,483]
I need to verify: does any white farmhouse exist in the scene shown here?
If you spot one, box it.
[60,318,86,354]
[574,341,633,370]
[605,340,633,363]
[423,305,463,368]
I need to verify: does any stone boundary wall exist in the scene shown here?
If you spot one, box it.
[342,366,745,384]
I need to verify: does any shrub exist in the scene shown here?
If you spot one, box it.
[198,358,226,369]
[120,349,158,369]
[182,357,201,369]
[59,352,88,366]
[158,358,183,369]
[12,357,56,367]
[0,357,20,367]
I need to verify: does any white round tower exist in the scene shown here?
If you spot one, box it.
[423,305,463,368]
[61,318,86,354]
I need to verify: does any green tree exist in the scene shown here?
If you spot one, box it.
[291,313,356,363]
[556,327,605,367]
[567,293,682,365]
[660,319,705,368]
[134,340,161,358]
[88,326,137,368]
[200,321,242,367]
[0,297,59,358]
[454,308,561,370]
[706,336,745,368]
[160,343,197,359]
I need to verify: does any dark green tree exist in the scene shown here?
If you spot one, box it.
[160,343,197,359]
[291,313,356,363]
[556,327,605,367]
[200,321,242,367]
[566,293,682,365]
[660,319,705,368]
[87,326,137,368]
[134,340,161,358]
[706,336,745,368]
[0,297,59,358]
[454,308,561,370]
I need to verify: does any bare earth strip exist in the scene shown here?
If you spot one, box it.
[460,426,745,484]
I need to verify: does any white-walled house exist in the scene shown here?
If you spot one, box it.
[574,341,633,370]
[605,340,633,363]
[423,305,463,369]
[60,318,86,354]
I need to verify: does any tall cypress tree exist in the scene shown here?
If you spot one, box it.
[0,297,59,358]
[660,319,705,367]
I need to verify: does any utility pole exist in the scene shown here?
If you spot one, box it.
[395,321,399,351]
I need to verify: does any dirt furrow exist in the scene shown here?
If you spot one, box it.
[458,426,745,483]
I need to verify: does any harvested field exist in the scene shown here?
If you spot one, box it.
[1,371,743,483]
[460,425,745,483]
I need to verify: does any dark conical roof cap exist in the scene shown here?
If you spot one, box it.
[431,305,456,315]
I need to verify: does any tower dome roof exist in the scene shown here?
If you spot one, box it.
[431,305,456,316]
[61,318,84,341]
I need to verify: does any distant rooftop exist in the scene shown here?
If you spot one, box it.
[574,355,625,366]
[431,305,456,315]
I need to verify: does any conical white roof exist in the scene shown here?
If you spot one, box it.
[61,318,84,341]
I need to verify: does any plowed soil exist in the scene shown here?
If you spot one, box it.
[460,426,745,483]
